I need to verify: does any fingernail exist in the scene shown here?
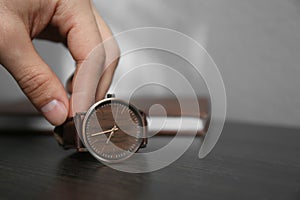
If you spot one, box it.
[41,100,68,125]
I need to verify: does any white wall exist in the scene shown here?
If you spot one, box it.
[0,0,299,128]
[94,0,300,128]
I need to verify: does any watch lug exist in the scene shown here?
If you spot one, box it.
[140,138,148,149]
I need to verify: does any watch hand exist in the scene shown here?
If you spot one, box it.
[106,130,114,144]
[91,127,119,137]
[105,125,118,144]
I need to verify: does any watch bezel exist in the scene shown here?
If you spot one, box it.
[81,98,147,163]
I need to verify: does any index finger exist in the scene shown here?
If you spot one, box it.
[52,0,106,115]
[92,5,120,100]
[53,0,105,63]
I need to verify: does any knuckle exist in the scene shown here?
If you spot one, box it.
[17,67,52,105]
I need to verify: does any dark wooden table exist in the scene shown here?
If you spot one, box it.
[0,122,300,200]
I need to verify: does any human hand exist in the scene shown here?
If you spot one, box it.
[0,0,119,126]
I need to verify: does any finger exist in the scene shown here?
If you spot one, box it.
[64,9,118,97]
[53,0,106,114]
[91,5,120,100]
[0,22,68,126]
[53,0,105,65]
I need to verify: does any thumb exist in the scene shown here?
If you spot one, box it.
[0,33,68,126]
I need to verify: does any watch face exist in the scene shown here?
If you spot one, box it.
[82,98,145,163]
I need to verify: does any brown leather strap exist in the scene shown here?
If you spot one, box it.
[53,118,82,150]
[139,110,148,148]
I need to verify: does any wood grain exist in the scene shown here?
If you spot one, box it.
[0,122,300,200]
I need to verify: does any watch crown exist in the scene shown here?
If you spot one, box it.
[106,93,115,98]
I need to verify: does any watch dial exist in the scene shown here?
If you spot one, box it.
[83,99,145,163]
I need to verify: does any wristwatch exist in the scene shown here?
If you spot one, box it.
[53,94,148,163]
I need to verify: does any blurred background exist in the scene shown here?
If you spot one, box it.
[0,0,299,130]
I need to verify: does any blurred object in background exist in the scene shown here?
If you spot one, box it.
[1,0,300,130]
